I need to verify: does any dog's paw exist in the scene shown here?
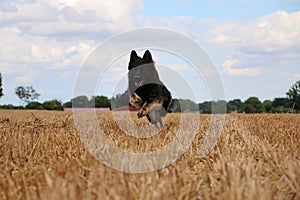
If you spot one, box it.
[137,110,147,118]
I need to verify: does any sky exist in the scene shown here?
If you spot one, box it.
[0,0,299,105]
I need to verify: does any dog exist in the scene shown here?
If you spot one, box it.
[128,50,172,127]
[129,83,172,127]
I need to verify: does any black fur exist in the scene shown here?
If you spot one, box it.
[128,50,162,94]
[128,50,172,127]
[130,83,171,116]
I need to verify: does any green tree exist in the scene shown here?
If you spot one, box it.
[272,97,289,108]
[15,86,40,105]
[0,104,16,109]
[25,101,43,110]
[166,99,197,113]
[263,100,273,113]
[169,99,181,112]
[42,100,64,110]
[63,101,72,108]
[271,106,286,113]
[271,97,289,113]
[286,80,300,111]
[241,97,264,113]
[211,100,227,114]
[199,101,212,113]
[90,95,111,108]
[177,99,198,113]
[71,95,89,108]
[227,99,242,113]
[0,73,3,99]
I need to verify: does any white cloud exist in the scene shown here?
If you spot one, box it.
[0,27,94,71]
[202,10,300,81]
[221,58,261,76]
[15,74,35,84]
[0,0,143,36]
[206,10,300,54]
[0,2,18,12]
[51,59,72,70]
[0,63,17,74]
[0,0,144,86]
[163,63,189,71]
[135,16,202,40]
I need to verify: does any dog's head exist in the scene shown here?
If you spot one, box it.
[128,50,160,94]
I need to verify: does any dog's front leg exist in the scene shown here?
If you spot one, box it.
[137,98,163,119]
[137,102,150,118]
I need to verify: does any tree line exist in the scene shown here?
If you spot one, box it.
[0,72,299,113]
[176,96,296,113]
[0,94,111,111]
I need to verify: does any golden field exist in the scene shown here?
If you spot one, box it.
[0,110,299,200]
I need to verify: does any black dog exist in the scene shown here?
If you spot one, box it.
[128,50,172,127]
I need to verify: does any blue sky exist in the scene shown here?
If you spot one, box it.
[142,0,299,19]
[0,0,299,105]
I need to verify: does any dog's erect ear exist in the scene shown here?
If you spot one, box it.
[130,50,138,62]
[143,50,153,63]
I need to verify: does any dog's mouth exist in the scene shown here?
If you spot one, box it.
[135,80,143,87]
[134,77,144,87]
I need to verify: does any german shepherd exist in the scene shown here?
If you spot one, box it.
[128,50,172,127]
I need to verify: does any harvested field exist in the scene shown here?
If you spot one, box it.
[0,110,299,199]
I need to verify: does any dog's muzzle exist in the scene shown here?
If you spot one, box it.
[134,77,143,87]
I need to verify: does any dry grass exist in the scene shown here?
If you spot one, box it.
[0,110,299,200]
